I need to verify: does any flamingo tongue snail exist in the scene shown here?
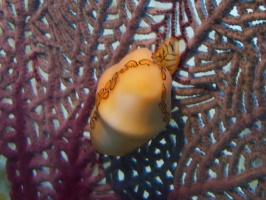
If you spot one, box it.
[89,37,180,156]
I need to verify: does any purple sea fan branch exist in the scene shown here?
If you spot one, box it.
[197,107,266,181]
[168,0,266,199]
[178,0,236,68]
[169,106,266,199]
[0,0,116,199]
[5,1,40,199]
[169,166,266,200]
[108,0,151,67]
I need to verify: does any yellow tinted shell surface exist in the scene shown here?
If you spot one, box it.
[154,37,180,75]
[90,48,172,156]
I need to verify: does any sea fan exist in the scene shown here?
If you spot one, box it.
[0,0,265,199]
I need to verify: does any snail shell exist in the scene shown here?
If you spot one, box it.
[89,38,180,156]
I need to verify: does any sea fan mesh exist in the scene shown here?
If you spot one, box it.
[0,0,265,199]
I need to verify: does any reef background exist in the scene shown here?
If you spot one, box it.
[0,0,266,199]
